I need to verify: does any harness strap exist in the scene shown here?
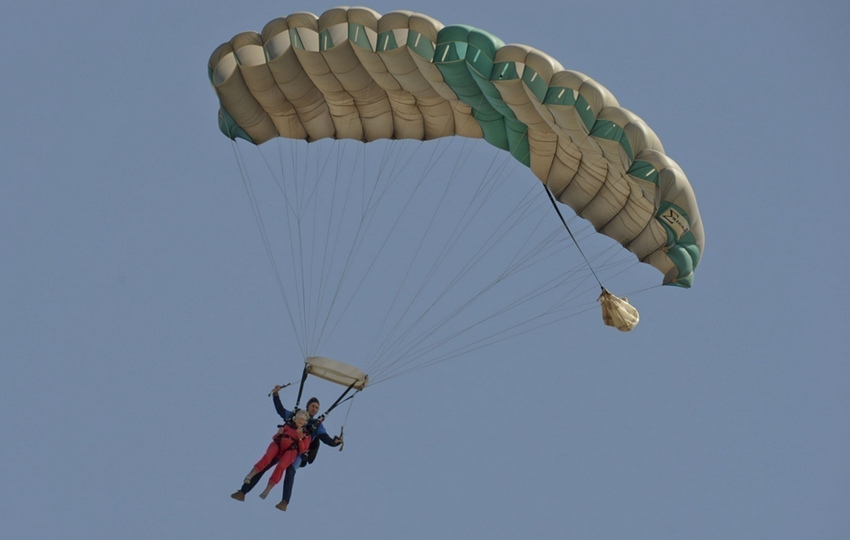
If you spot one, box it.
[280,432,307,450]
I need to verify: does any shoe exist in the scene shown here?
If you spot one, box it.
[275,501,288,512]
[230,491,245,502]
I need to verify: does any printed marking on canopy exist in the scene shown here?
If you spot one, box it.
[659,207,690,239]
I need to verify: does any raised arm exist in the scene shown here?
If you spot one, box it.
[271,387,291,421]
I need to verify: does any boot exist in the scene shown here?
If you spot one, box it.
[230,491,245,501]
[275,500,288,512]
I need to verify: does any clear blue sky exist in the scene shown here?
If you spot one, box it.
[2,1,848,538]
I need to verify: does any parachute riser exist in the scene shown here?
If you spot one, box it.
[322,381,359,417]
[294,365,310,410]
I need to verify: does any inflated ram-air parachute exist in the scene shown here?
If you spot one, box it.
[208,6,703,288]
[207,6,704,379]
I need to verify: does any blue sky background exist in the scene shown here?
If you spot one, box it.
[2,1,848,538]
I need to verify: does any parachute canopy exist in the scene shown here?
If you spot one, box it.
[208,6,703,287]
[305,356,369,390]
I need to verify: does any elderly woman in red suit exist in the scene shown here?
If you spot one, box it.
[241,409,312,503]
